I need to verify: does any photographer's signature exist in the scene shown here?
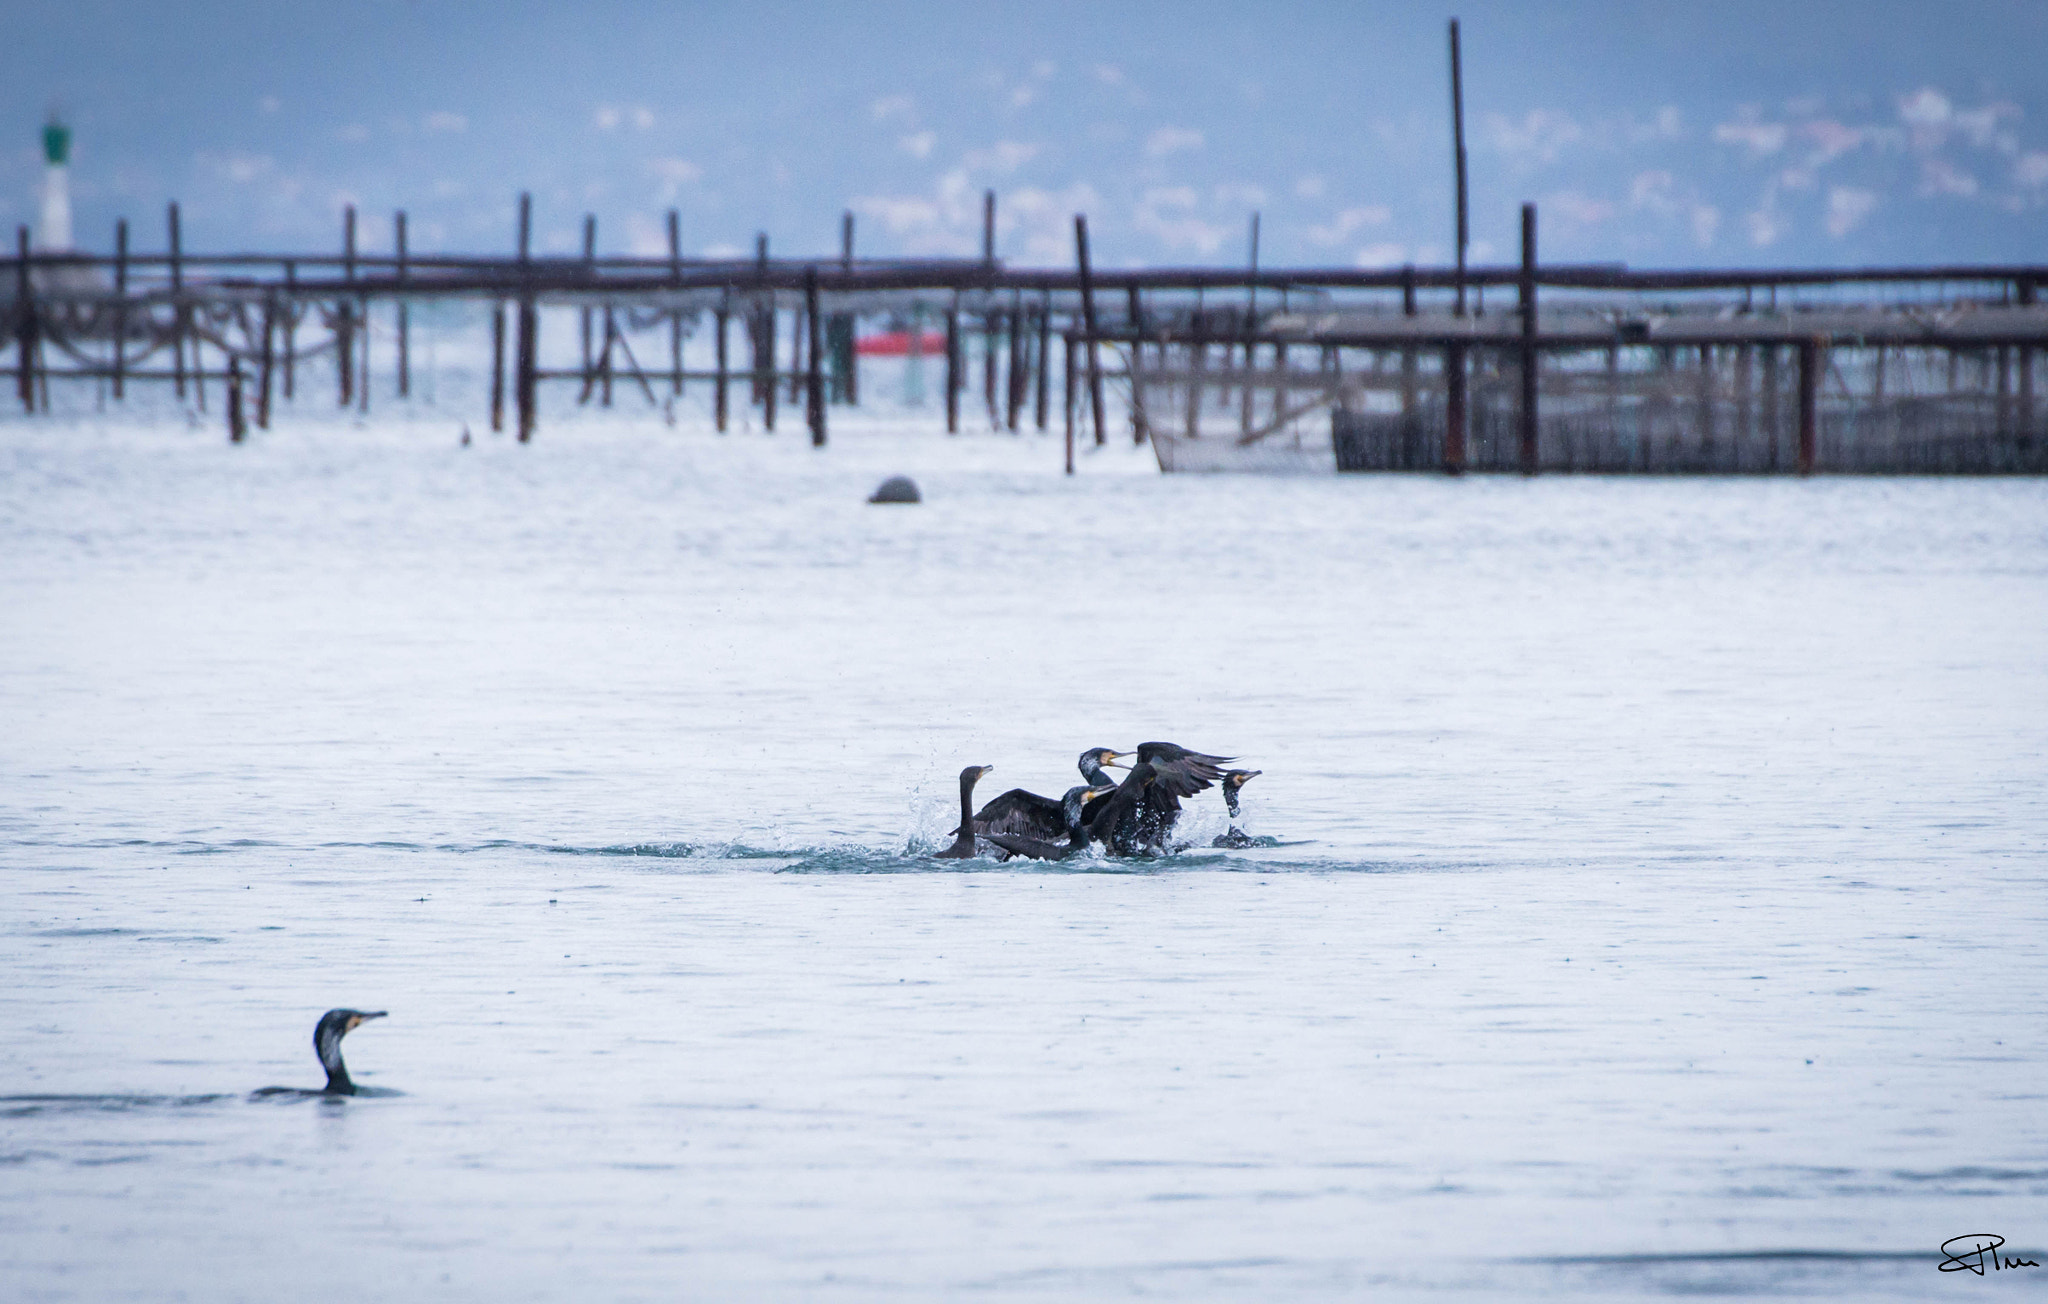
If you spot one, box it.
[1940,1234,2040,1276]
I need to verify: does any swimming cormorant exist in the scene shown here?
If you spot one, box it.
[958,748,1129,843]
[1211,769,1264,848]
[1088,742,1232,853]
[985,784,1108,861]
[934,765,995,858]
[250,1009,387,1098]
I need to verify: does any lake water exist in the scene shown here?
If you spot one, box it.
[3,390,2046,1300]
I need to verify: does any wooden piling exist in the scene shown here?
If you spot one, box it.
[1063,330,1075,472]
[490,302,506,431]
[336,300,354,407]
[787,302,803,404]
[1073,215,1108,448]
[601,306,616,407]
[1007,288,1025,431]
[1762,345,1781,471]
[282,262,297,399]
[395,210,410,397]
[1797,337,1818,475]
[805,265,825,446]
[227,358,246,442]
[1444,342,1467,473]
[169,202,186,399]
[515,296,537,442]
[257,295,275,428]
[1518,203,1539,475]
[2021,280,2037,432]
[13,226,32,413]
[1698,344,1716,464]
[358,292,370,414]
[112,219,128,399]
[841,210,854,271]
[579,216,596,402]
[945,301,961,434]
[715,293,731,432]
[1035,289,1051,430]
[1449,20,1469,318]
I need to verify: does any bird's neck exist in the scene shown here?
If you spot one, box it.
[317,1030,354,1094]
[1225,790,1242,819]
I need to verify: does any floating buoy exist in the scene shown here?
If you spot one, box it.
[868,475,921,504]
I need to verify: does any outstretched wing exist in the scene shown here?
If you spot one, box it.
[967,787,1067,840]
[1135,743,1233,798]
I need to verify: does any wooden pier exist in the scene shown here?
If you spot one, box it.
[4,192,2045,474]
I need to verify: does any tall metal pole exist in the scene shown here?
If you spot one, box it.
[1074,215,1108,449]
[1446,19,1470,474]
[1518,202,1539,475]
[1450,19,1469,318]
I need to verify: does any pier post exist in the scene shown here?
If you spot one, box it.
[945,299,960,433]
[601,306,616,407]
[490,302,506,431]
[169,202,186,399]
[395,210,410,397]
[667,210,684,397]
[13,226,33,413]
[1400,265,1417,426]
[515,193,531,439]
[1063,331,1075,472]
[2021,281,2037,432]
[1518,203,1539,475]
[1036,289,1052,430]
[1074,215,1108,449]
[257,295,275,428]
[113,219,128,399]
[1698,344,1716,467]
[579,215,596,402]
[1007,288,1025,432]
[1762,345,1781,471]
[1449,20,1469,318]
[1444,343,1467,473]
[805,265,825,446]
[788,303,803,404]
[515,297,537,443]
[283,262,297,400]
[227,358,246,442]
[1797,337,1819,475]
[715,293,730,432]
[337,206,356,407]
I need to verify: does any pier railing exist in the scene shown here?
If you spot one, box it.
[5,196,2046,473]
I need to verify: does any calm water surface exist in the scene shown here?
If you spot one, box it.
[2,412,2045,1300]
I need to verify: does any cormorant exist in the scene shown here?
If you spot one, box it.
[1088,742,1232,854]
[934,765,995,858]
[958,748,1129,844]
[250,1009,387,1098]
[1211,769,1264,848]
[985,785,1107,862]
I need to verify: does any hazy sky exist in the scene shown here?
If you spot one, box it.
[4,0,2044,270]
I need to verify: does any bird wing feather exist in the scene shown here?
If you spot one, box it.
[969,788,1067,840]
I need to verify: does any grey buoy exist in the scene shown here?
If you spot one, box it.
[868,475,921,504]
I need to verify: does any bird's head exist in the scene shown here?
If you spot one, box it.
[313,1008,386,1071]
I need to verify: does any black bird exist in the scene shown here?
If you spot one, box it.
[1211,769,1264,848]
[934,765,995,858]
[959,748,1130,843]
[1089,742,1232,854]
[986,785,1107,862]
[251,1009,387,1098]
